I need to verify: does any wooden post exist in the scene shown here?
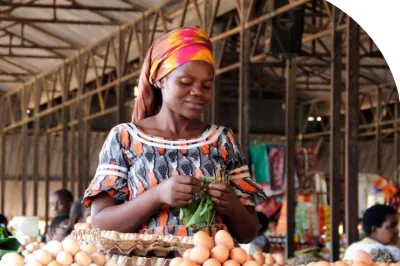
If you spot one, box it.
[0,98,5,213]
[329,6,342,261]
[21,86,28,216]
[33,79,41,215]
[77,55,85,196]
[44,123,50,234]
[376,87,382,175]
[239,0,250,156]
[62,65,69,189]
[117,27,126,124]
[345,15,360,245]
[69,124,76,197]
[395,100,399,183]
[285,57,297,259]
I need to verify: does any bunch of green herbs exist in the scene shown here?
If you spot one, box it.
[179,176,221,229]
[0,227,21,259]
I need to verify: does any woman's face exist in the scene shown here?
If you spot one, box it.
[374,214,399,245]
[158,60,214,120]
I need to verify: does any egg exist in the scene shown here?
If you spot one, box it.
[22,250,30,257]
[26,243,37,253]
[180,258,198,266]
[265,255,276,266]
[307,263,316,266]
[26,259,44,266]
[1,253,24,266]
[86,216,92,224]
[56,251,74,265]
[211,245,230,263]
[105,262,118,266]
[92,252,106,266]
[315,261,332,266]
[336,262,350,266]
[75,251,93,266]
[229,248,248,265]
[215,230,234,250]
[194,231,213,250]
[223,260,241,266]
[183,249,192,260]
[89,264,100,266]
[190,245,210,264]
[81,244,97,255]
[204,258,222,266]
[244,261,262,266]
[62,238,80,256]
[71,264,82,266]
[272,254,286,266]
[253,252,265,265]
[344,261,353,266]
[48,262,62,266]
[352,250,373,265]
[353,262,369,266]
[34,249,53,265]
[170,257,184,266]
[45,240,63,257]
[248,255,255,262]
[25,254,36,263]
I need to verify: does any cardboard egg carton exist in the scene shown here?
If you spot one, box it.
[106,254,171,266]
[71,229,193,257]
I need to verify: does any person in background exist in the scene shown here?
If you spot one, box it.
[48,214,69,242]
[0,214,12,236]
[50,189,73,218]
[68,198,91,230]
[344,204,400,261]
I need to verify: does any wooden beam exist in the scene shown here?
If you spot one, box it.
[0,2,141,12]
[62,65,69,189]
[0,16,120,25]
[44,122,50,234]
[0,57,38,74]
[285,57,297,259]
[329,6,342,262]
[345,15,360,245]
[21,87,28,215]
[117,28,125,123]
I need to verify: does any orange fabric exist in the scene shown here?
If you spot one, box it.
[132,27,214,122]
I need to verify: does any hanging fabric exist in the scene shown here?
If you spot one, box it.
[249,141,270,184]
[267,144,285,191]
[295,148,317,194]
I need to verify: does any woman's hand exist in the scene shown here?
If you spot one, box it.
[206,183,239,215]
[157,175,202,207]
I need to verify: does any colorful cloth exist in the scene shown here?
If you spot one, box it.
[133,27,214,122]
[83,124,267,237]
[249,142,270,183]
[267,145,285,191]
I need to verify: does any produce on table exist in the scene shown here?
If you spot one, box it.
[74,216,93,231]
[1,236,107,266]
[172,230,288,266]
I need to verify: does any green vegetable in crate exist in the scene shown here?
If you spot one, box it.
[0,227,21,259]
[180,176,222,229]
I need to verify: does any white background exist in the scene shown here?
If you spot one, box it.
[327,0,400,101]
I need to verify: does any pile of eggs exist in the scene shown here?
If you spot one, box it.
[305,250,392,266]
[0,237,107,266]
[170,230,287,266]
[74,216,93,231]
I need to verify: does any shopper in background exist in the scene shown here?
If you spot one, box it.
[49,189,74,219]
[48,214,69,242]
[344,204,400,261]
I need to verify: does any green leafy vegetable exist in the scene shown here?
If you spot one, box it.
[180,176,221,229]
[0,227,21,259]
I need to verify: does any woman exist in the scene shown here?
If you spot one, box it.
[344,204,400,261]
[48,214,70,242]
[83,27,267,243]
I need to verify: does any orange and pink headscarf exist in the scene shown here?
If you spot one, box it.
[132,27,215,122]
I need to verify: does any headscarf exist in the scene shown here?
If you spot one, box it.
[132,27,215,122]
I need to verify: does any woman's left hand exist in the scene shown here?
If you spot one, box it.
[206,183,238,216]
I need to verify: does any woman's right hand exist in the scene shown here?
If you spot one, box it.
[157,175,202,207]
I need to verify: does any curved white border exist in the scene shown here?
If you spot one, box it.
[327,0,400,102]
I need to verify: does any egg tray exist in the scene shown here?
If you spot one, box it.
[106,254,171,266]
[71,229,194,257]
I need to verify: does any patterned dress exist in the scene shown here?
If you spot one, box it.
[83,123,267,236]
